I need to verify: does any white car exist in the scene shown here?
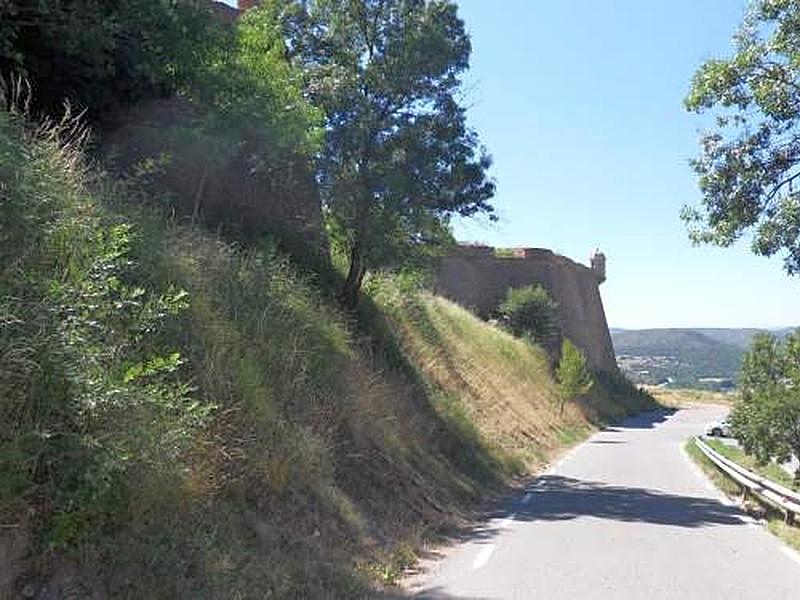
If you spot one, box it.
[705,419,732,437]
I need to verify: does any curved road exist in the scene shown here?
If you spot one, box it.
[406,406,800,599]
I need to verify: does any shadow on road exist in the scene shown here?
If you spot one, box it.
[510,474,742,527]
[613,408,676,430]
[376,408,734,599]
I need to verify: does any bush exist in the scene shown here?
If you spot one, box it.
[497,284,559,349]
[0,107,210,543]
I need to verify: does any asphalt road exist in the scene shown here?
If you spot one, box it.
[406,406,800,599]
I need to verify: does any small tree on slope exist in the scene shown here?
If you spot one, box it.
[556,339,593,415]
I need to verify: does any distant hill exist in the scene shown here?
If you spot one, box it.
[611,327,796,389]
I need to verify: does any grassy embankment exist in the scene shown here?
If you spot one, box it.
[0,107,652,598]
[685,438,800,552]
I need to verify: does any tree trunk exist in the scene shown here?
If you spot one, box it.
[191,162,209,227]
[340,239,366,309]
[339,191,371,309]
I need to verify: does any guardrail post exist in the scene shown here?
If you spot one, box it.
[786,510,795,526]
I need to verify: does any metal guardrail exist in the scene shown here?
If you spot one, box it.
[693,436,800,524]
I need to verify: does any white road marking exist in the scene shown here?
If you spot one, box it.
[473,512,516,569]
[472,543,496,569]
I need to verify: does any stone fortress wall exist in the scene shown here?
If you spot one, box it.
[434,245,617,373]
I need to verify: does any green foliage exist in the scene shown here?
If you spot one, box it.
[190,1,323,155]
[291,0,495,305]
[0,1,321,171]
[497,284,559,346]
[684,0,800,274]
[0,1,221,119]
[556,339,593,413]
[0,109,209,538]
[731,330,800,480]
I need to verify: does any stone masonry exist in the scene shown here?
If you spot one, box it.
[434,245,617,373]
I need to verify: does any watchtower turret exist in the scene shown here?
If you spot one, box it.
[590,249,606,283]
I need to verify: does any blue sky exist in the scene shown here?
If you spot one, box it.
[223,0,798,328]
[451,0,799,329]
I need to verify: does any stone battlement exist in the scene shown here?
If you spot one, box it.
[434,244,616,372]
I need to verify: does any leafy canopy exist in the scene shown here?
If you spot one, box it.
[0,1,321,155]
[730,330,800,480]
[685,0,800,274]
[192,2,323,155]
[291,0,495,304]
[0,1,220,119]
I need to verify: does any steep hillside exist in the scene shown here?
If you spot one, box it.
[0,109,652,598]
[612,328,754,388]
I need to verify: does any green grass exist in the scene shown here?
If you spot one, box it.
[685,438,800,554]
[704,438,797,489]
[684,439,743,497]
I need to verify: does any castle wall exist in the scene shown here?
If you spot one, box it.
[434,248,617,373]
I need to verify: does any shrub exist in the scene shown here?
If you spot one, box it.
[0,1,222,119]
[497,284,559,348]
[0,106,209,543]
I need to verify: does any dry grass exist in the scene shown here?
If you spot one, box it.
[648,386,735,408]
[767,519,800,553]
[388,293,591,470]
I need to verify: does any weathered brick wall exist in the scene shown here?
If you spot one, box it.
[434,247,617,373]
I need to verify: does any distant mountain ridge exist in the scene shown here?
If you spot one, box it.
[611,327,796,389]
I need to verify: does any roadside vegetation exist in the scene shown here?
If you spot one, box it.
[684,440,742,498]
[0,104,652,597]
[0,1,655,596]
[729,331,800,483]
[703,439,795,490]
[685,438,800,554]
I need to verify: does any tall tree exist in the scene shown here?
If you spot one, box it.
[684,0,800,274]
[731,330,800,481]
[293,0,495,307]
